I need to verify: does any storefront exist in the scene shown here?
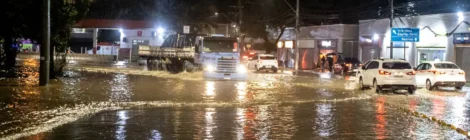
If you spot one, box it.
[298,24,359,68]
[454,33,470,80]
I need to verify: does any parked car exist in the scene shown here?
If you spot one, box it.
[247,54,278,73]
[334,57,362,75]
[357,58,416,94]
[415,61,466,90]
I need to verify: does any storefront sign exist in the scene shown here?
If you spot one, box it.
[391,28,420,42]
[453,33,470,44]
[317,40,337,48]
[321,41,331,47]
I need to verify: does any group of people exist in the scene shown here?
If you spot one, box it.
[320,54,334,72]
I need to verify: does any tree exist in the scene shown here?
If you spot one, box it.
[0,0,94,78]
[241,0,295,53]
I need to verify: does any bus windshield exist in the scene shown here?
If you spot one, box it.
[203,40,237,53]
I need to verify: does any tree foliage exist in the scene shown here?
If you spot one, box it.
[241,0,295,53]
[0,0,94,77]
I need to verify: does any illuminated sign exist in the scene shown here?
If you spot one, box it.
[321,41,332,47]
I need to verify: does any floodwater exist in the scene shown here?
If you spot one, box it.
[0,60,469,139]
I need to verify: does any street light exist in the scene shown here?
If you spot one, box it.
[373,34,379,40]
[157,27,165,34]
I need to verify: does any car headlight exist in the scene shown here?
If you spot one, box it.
[206,65,214,72]
[237,65,247,73]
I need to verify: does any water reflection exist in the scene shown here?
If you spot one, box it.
[204,81,215,101]
[236,108,246,140]
[316,103,333,137]
[236,82,247,102]
[205,108,216,139]
[375,97,386,140]
[150,129,162,140]
[110,74,132,101]
[115,110,129,140]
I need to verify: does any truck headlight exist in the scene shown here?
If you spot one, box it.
[206,65,214,72]
[237,65,247,73]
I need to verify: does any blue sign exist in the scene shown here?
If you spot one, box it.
[391,28,420,42]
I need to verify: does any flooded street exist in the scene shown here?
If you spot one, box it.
[0,61,469,139]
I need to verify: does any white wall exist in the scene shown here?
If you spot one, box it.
[120,29,166,48]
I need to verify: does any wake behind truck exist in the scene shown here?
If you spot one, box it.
[138,34,247,80]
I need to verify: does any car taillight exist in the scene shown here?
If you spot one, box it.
[379,70,391,75]
[432,71,446,75]
[459,71,465,75]
[406,71,416,75]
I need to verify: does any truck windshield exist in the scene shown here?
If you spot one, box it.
[203,40,237,53]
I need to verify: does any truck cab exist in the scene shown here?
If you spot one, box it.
[196,36,247,80]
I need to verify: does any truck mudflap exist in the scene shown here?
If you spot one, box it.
[203,72,247,80]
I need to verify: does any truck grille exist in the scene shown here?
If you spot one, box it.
[216,59,237,73]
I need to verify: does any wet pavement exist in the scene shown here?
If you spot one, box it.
[0,60,469,139]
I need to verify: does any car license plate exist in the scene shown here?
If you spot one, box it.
[394,72,404,77]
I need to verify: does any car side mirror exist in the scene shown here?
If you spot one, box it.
[413,67,417,71]
[361,66,366,70]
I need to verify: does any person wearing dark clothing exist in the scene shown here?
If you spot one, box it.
[321,56,326,72]
[327,56,333,72]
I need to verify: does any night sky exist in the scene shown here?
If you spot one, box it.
[85,0,470,24]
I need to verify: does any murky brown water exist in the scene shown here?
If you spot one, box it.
[19,101,467,140]
[1,60,469,139]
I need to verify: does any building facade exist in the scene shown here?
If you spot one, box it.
[297,24,359,69]
[359,12,470,80]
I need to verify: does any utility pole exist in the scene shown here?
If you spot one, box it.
[238,0,244,50]
[294,0,300,71]
[39,0,50,86]
[389,0,394,59]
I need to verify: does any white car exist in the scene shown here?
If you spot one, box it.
[415,61,466,90]
[247,54,278,73]
[358,59,416,94]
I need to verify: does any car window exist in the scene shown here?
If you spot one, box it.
[434,63,459,69]
[416,64,424,70]
[424,64,432,70]
[363,61,372,68]
[251,55,258,60]
[367,61,379,69]
[260,56,275,60]
[382,62,412,69]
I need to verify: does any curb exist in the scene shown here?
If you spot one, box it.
[377,100,469,138]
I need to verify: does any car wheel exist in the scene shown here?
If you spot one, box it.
[359,78,366,90]
[456,86,463,90]
[373,80,382,94]
[426,80,434,91]
[408,86,415,94]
